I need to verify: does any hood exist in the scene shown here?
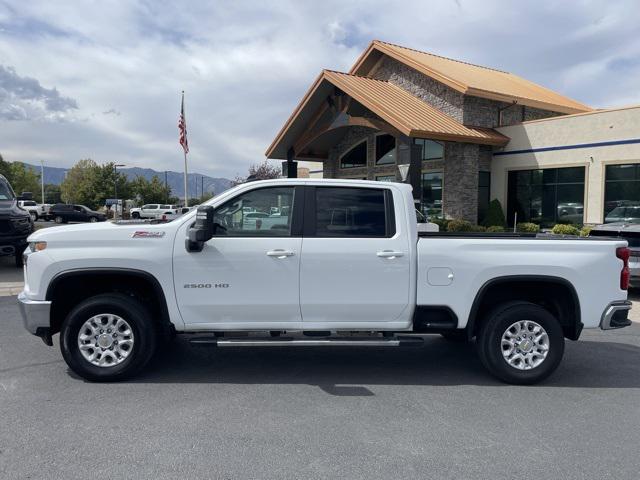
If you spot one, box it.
[27,219,178,245]
[0,198,30,218]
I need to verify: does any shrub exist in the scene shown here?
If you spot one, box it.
[446,219,475,232]
[486,225,505,232]
[430,218,450,231]
[482,199,506,227]
[516,222,540,233]
[580,226,592,237]
[551,224,580,236]
[471,225,487,232]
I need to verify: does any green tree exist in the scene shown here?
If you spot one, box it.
[0,153,11,180]
[60,159,129,209]
[0,156,42,200]
[43,184,62,204]
[10,162,42,200]
[61,159,99,207]
[482,199,507,227]
[128,175,171,205]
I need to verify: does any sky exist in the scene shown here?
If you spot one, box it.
[0,0,639,180]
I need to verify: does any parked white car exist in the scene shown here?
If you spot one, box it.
[130,204,178,219]
[19,179,632,384]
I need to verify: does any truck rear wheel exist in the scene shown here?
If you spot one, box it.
[60,293,158,382]
[477,302,564,385]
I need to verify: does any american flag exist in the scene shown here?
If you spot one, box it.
[178,91,189,154]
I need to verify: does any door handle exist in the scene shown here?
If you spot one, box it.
[377,250,404,259]
[266,249,295,259]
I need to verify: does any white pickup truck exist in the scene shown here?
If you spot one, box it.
[18,179,632,384]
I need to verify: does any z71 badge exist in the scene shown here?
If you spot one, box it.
[131,231,165,238]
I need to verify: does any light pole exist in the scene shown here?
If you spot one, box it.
[40,160,45,204]
[114,164,125,220]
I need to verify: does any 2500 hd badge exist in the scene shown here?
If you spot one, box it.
[183,283,230,288]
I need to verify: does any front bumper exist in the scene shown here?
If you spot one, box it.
[0,235,28,256]
[17,292,52,344]
[600,300,632,330]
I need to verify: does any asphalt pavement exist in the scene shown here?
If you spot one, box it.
[1,295,639,479]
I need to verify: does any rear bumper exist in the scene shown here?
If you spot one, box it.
[17,292,51,335]
[600,300,632,330]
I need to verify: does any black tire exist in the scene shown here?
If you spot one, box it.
[477,301,564,385]
[60,293,158,382]
[89,216,98,223]
[131,212,140,219]
[30,212,38,221]
[440,330,468,342]
[54,215,65,224]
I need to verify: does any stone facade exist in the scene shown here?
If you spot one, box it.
[442,143,480,221]
[371,57,464,123]
[322,54,568,223]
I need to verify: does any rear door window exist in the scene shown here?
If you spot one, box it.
[313,187,393,237]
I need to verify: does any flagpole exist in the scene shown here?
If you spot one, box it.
[183,149,188,208]
[181,90,188,208]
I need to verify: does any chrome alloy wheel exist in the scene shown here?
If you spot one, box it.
[77,314,134,367]
[501,320,549,370]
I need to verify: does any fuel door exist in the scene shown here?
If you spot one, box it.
[427,267,454,286]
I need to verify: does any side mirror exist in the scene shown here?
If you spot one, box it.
[186,205,214,252]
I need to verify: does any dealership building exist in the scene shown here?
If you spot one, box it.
[266,40,640,226]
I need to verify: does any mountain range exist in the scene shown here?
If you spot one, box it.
[23,163,232,198]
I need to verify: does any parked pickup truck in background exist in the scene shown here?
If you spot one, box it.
[18,200,51,221]
[0,174,33,267]
[49,204,106,224]
[18,179,632,384]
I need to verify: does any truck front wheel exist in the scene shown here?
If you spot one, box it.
[477,302,564,385]
[60,293,158,382]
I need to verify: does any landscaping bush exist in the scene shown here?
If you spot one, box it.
[580,226,592,237]
[446,219,475,232]
[516,222,540,233]
[430,217,450,231]
[471,225,487,232]
[482,199,506,227]
[551,224,580,236]
[486,225,505,232]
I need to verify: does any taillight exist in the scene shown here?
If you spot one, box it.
[617,247,630,290]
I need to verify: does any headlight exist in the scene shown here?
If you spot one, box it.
[29,241,47,252]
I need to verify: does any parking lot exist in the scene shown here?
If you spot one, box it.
[0,257,639,479]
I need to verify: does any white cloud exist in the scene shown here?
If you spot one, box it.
[0,0,639,179]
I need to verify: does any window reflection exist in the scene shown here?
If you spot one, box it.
[604,164,640,223]
[422,171,443,218]
[507,167,585,227]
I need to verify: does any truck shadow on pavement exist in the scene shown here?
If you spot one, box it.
[123,330,640,392]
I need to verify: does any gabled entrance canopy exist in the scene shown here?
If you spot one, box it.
[265,69,509,161]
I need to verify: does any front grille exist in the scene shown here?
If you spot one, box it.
[0,220,11,234]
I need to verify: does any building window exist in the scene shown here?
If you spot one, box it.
[478,171,491,224]
[340,140,367,169]
[604,164,640,223]
[507,167,585,227]
[376,175,396,182]
[414,138,444,161]
[375,134,396,165]
[422,171,443,218]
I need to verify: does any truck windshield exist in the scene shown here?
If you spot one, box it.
[0,179,16,200]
